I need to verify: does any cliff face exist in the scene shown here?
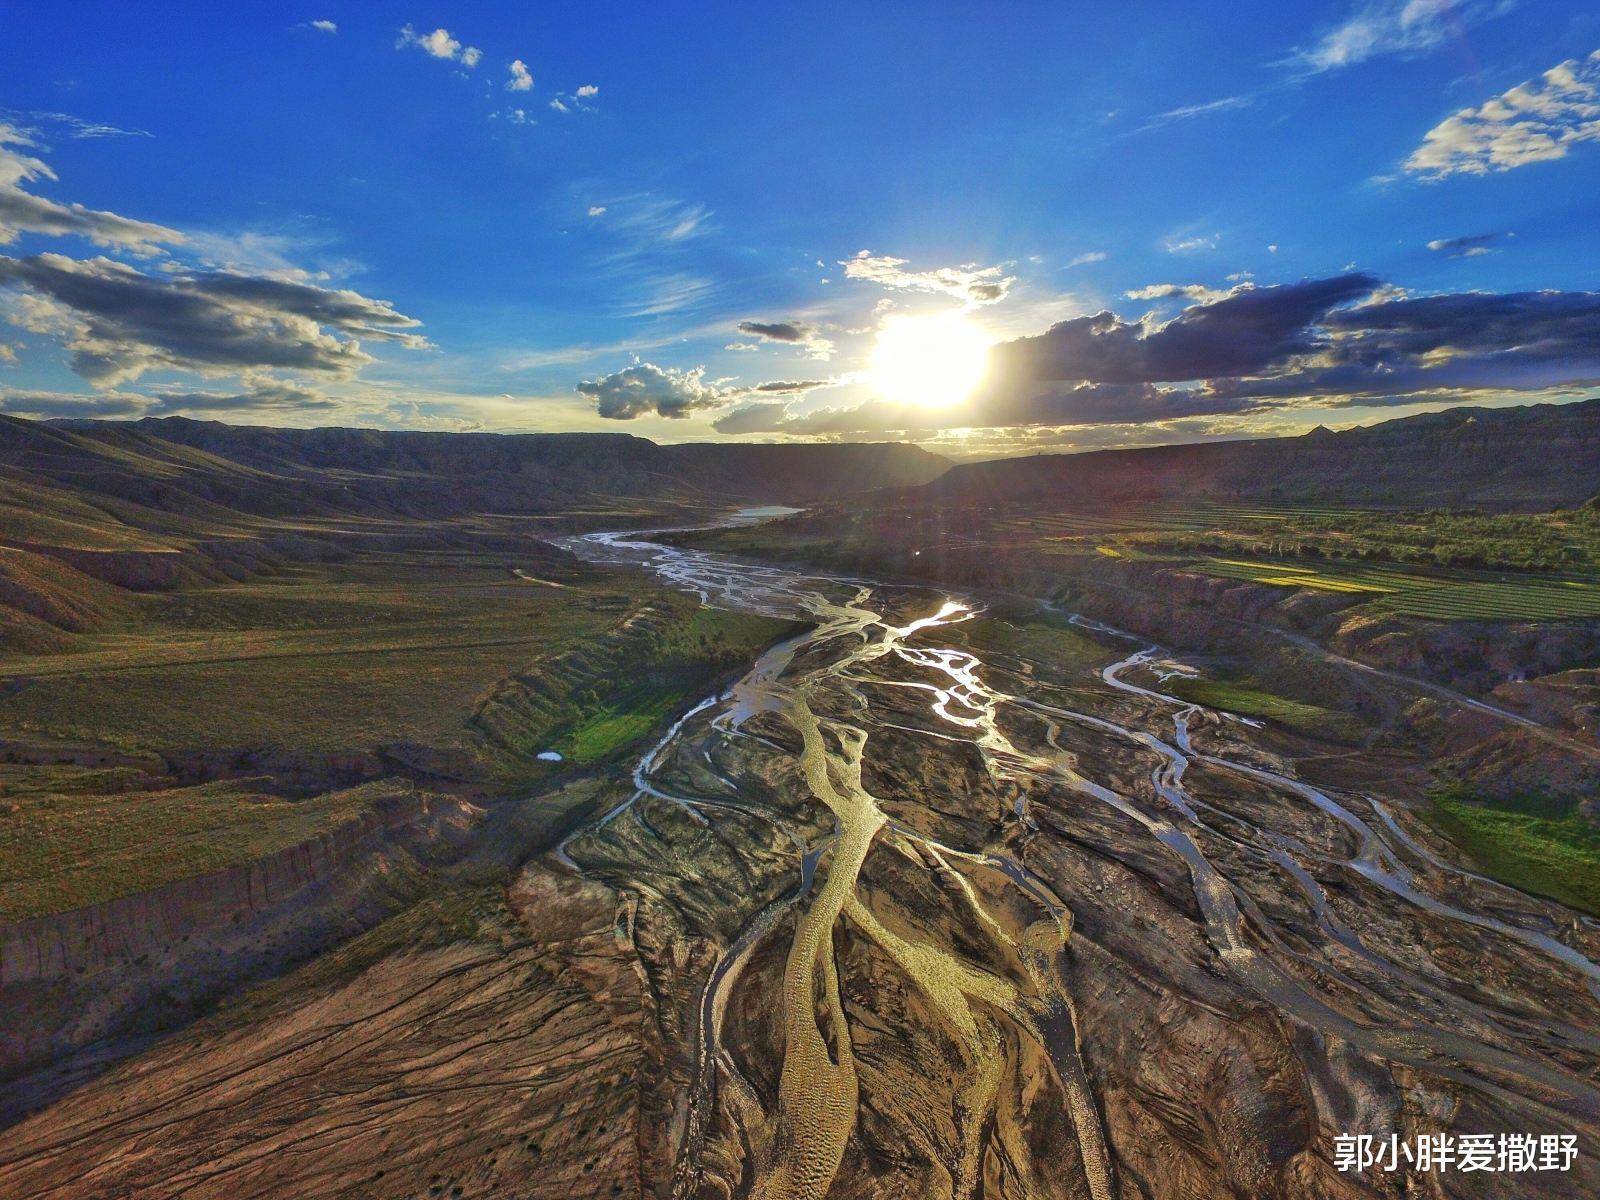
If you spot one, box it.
[0,786,486,1113]
[0,861,666,1200]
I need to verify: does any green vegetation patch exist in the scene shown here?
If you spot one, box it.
[1162,674,1365,743]
[1424,787,1600,917]
[1122,504,1599,573]
[953,609,1111,681]
[493,606,802,766]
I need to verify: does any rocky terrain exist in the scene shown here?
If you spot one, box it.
[5,526,1596,1198]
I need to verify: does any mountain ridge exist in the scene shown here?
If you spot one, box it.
[924,398,1600,511]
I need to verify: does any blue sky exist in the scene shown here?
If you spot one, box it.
[3,1,1600,457]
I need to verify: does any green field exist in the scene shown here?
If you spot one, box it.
[1424,790,1600,917]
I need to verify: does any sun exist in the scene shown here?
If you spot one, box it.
[868,311,991,408]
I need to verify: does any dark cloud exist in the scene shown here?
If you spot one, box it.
[737,320,808,343]
[752,379,829,394]
[0,253,426,385]
[0,188,181,251]
[1426,233,1506,258]
[1157,288,1600,404]
[711,382,1245,436]
[145,383,342,416]
[0,382,346,421]
[710,403,799,435]
[989,273,1379,385]
[1324,289,1600,362]
[712,273,1600,438]
[734,318,834,359]
[0,388,147,419]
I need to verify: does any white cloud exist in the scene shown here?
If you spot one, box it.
[1143,94,1254,129]
[507,59,533,91]
[398,25,458,59]
[578,360,831,420]
[601,196,709,244]
[396,25,481,68]
[547,86,598,114]
[299,19,337,34]
[0,124,182,252]
[1289,0,1516,75]
[578,362,735,419]
[1126,282,1232,303]
[8,111,151,140]
[840,250,1014,306]
[1164,233,1219,254]
[1426,232,1509,257]
[1065,251,1108,268]
[587,205,606,217]
[1405,50,1600,178]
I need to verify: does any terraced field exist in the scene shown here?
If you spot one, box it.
[889,500,1600,622]
[1200,557,1600,620]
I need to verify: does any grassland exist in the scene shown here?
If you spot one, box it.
[0,777,397,920]
[1424,788,1600,917]
[1160,673,1367,742]
[0,546,797,921]
[978,500,1600,620]
[492,606,803,765]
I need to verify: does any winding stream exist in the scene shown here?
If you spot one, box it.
[554,514,1600,1200]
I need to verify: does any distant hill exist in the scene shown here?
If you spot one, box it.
[14,416,949,518]
[0,415,948,648]
[925,400,1600,512]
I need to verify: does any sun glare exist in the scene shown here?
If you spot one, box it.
[868,311,991,408]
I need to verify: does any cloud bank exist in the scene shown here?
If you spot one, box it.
[0,252,427,385]
[702,272,1600,437]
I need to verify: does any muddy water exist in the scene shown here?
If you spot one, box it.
[555,520,1600,1200]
